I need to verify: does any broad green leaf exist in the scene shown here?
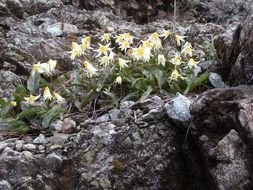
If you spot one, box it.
[139,86,153,103]
[184,73,210,94]
[13,85,28,102]
[0,97,10,118]
[16,108,44,120]
[81,87,96,108]
[42,105,63,128]
[27,72,41,94]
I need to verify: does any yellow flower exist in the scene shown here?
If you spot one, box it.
[101,33,111,43]
[119,41,130,52]
[53,92,65,102]
[31,62,44,76]
[81,36,93,50]
[122,33,133,44]
[149,32,160,42]
[118,58,129,70]
[175,34,186,46]
[141,40,152,49]
[160,29,171,39]
[188,58,199,69]
[170,69,184,81]
[115,76,122,84]
[95,43,112,57]
[70,42,83,59]
[43,86,53,101]
[132,46,151,62]
[115,34,124,45]
[10,101,17,107]
[182,42,193,57]
[99,55,111,68]
[170,53,181,66]
[158,54,166,66]
[83,61,97,77]
[47,59,57,75]
[24,94,40,104]
[132,46,144,61]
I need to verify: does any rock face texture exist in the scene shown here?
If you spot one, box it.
[1,0,253,190]
[190,86,253,190]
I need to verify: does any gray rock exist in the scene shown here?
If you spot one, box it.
[33,134,48,144]
[0,180,12,190]
[0,71,20,98]
[61,117,77,134]
[190,85,253,190]
[15,140,24,151]
[209,73,227,88]
[165,93,192,123]
[46,22,78,36]
[23,144,37,151]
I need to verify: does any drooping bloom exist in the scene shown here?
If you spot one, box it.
[182,42,193,57]
[99,55,111,68]
[122,33,133,44]
[170,69,184,81]
[53,92,65,102]
[115,76,122,84]
[158,54,166,66]
[81,36,92,50]
[175,34,186,46]
[118,58,129,70]
[141,40,152,49]
[132,46,151,62]
[115,34,124,45]
[47,59,57,75]
[188,58,199,69]
[83,61,97,77]
[148,32,162,50]
[43,86,53,101]
[10,101,17,107]
[119,41,131,52]
[31,62,45,76]
[101,33,111,43]
[95,43,112,57]
[24,94,40,104]
[70,42,83,59]
[170,53,182,66]
[160,29,171,40]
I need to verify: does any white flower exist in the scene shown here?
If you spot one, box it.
[95,43,112,57]
[188,58,199,69]
[47,59,57,75]
[119,41,130,52]
[175,34,186,46]
[182,42,193,57]
[170,53,181,66]
[170,69,184,81]
[101,33,111,43]
[118,58,129,70]
[53,92,65,102]
[70,42,83,59]
[160,29,171,39]
[122,33,133,44]
[31,62,45,76]
[24,94,40,104]
[99,55,111,68]
[115,76,122,84]
[83,61,97,77]
[158,54,166,66]
[132,46,151,62]
[43,86,53,101]
[81,36,93,50]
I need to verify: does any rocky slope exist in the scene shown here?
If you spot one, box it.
[1,0,253,189]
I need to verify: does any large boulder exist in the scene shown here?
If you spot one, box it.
[190,85,253,190]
